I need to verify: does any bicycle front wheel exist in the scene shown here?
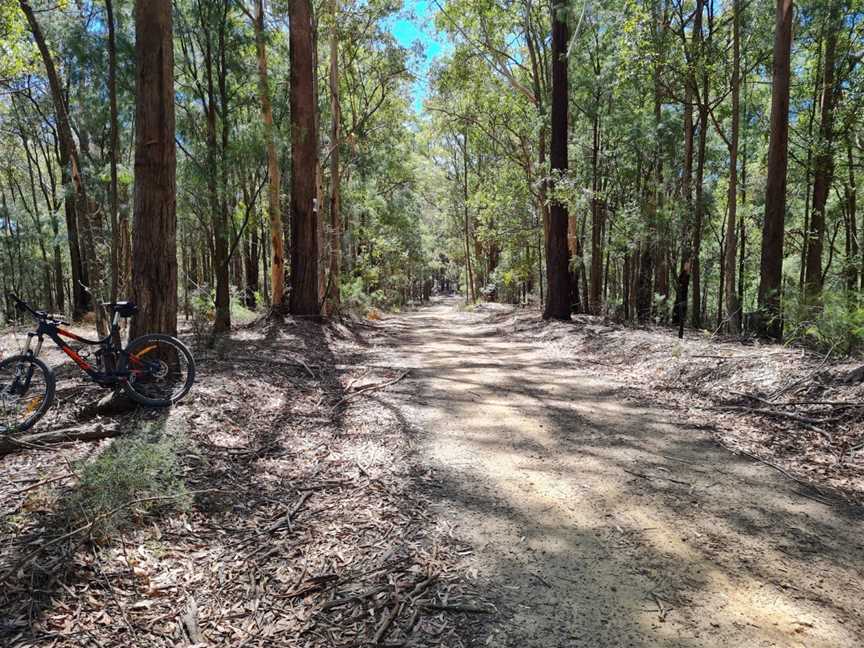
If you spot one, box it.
[0,355,55,434]
[122,334,196,407]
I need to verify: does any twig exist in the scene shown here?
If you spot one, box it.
[421,603,493,614]
[265,490,312,534]
[11,471,76,495]
[622,468,690,487]
[716,405,835,442]
[736,449,832,499]
[329,370,410,413]
[372,598,401,644]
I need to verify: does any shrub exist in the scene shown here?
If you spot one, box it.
[784,290,864,355]
[66,423,191,538]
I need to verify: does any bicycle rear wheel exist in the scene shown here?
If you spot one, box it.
[0,355,55,434]
[122,334,195,407]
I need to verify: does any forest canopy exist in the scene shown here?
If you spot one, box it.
[1,0,863,350]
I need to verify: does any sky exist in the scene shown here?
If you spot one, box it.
[385,0,450,112]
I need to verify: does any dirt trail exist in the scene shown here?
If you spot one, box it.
[373,298,864,647]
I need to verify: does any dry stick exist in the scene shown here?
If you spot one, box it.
[716,405,834,442]
[768,343,838,401]
[320,584,391,611]
[11,471,76,495]
[330,370,410,413]
[421,603,493,614]
[265,490,312,534]
[0,423,122,456]
[736,449,833,500]
[372,597,402,644]
[1,490,219,580]
[727,390,860,411]
[622,468,691,487]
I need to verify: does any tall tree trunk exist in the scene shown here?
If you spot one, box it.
[739,77,749,315]
[20,1,103,328]
[757,0,794,340]
[210,3,231,333]
[106,0,121,304]
[589,110,603,315]
[845,136,859,299]
[326,0,342,315]
[799,34,823,293]
[724,0,741,333]
[543,0,572,320]
[249,0,285,311]
[130,0,177,337]
[675,0,702,332]
[462,130,475,303]
[288,0,320,316]
[691,2,709,330]
[804,2,840,305]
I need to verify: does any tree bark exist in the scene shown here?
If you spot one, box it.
[803,2,840,305]
[326,0,342,315]
[130,0,178,337]
[106,0,122,304]
[462,129,476,303]
[589,110,603,315]
[247,0,286,310]
[724,0,741,333]
[845,136,859,299]
[288,0,320,316]
[543,0,572,320]
[757,0,794,340]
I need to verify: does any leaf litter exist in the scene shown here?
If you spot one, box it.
[0,316,491,647]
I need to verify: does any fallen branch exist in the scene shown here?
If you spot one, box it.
[0,423,123,456]
[265,490,312,534]
[715,405,834,442]
[735,449,832,500]
[11,471,76,495]
[330,370,410,413]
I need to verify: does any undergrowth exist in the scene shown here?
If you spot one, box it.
[784,290,864,355]
[65,422,192,538]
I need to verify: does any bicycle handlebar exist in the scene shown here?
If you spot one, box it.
[6,293,48,321]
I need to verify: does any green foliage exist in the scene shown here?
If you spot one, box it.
[785,290,864,355]
[66,423,191,537]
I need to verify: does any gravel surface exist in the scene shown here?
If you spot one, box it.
[367,297,864,647]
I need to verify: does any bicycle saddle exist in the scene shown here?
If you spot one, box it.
[101,301,139,317]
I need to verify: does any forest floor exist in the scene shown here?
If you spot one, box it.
[2,296,864,647]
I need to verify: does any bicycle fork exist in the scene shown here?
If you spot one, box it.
[12,334,42,395]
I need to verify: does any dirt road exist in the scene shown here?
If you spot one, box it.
[374,298,864,647]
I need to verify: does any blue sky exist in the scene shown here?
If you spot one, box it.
[385,1,450,112]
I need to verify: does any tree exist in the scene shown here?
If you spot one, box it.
[543,0,572,321]
[248,0,286,312]
[19,1,105,330]
[326,0,342,315]
[288,0,320,316]
[757,0,794,340]
[130,0,177,337]
[803,1,842,305]
[723,0,741,333]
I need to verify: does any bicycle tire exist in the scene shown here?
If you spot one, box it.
[121,334,196,407]
[0,355,55,434]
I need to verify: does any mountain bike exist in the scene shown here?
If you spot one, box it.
[0,293,195,434]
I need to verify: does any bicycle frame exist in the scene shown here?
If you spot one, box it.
[22,310,145,387]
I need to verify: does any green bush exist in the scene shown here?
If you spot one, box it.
[785,290,864,355]
[66,424,191,537]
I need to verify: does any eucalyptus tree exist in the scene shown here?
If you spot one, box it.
[130,0,177,336]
